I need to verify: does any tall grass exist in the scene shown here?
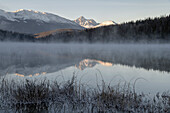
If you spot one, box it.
[0,76,170,113]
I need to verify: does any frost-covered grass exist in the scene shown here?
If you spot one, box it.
[0,76,170,113]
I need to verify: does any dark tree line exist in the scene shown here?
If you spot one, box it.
[0,29,35,42]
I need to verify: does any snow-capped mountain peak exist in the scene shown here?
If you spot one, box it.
[79,16,86,20]
[99,21,116,26]
[75,16,117,28]
[75,16,98,28]
[94,20,117,28]
[0,9,77,24]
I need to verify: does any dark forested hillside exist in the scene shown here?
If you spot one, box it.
[37,15,170,43]
[0,29,35,42]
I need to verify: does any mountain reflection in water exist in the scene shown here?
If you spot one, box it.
[4,59,170,96]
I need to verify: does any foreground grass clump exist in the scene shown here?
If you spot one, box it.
[0,76,170,113]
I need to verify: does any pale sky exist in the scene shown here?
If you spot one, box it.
[0,0,170,23]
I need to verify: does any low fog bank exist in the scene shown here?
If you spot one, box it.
[0,42,170,75]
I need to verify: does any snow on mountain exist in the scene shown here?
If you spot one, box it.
[0,9,83,34]
[95,21,116,27]
[75,16,117,28]
[74,16,98,28]
[0,9,76,24]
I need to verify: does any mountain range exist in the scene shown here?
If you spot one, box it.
[0,9,116,34]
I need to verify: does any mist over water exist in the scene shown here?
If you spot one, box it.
[0,42,170,110]
[0,42,170,75]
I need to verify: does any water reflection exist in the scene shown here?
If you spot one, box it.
[75,59,113,70]
[1,43,170,76]
[5,59,170,96]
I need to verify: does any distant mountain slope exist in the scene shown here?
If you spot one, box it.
[0,9,83,34]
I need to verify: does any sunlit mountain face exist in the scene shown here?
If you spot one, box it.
[74,16,117,28]
[74,16,98,28]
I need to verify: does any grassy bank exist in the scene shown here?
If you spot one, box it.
[0,76,170,113]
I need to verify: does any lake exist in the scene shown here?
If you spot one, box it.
[0,42,170,96]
